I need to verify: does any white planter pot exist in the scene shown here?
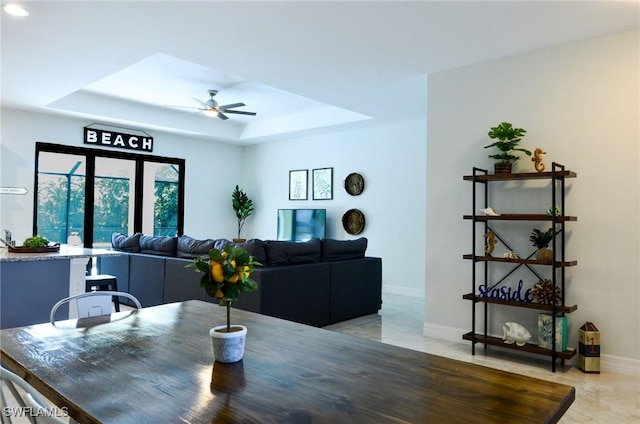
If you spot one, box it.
[210,325,247,363]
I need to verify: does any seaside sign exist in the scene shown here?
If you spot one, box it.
[84,126,153,152]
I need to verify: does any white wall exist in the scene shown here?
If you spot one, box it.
[242,119,427,296]
[0,109,427,296]
[426,30,639,364]
[0,109,244,242]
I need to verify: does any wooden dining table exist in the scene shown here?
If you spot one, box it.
[1,300,574,423]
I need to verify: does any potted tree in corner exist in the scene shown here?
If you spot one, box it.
[484,122,531,174]
[188,244,260,363]
[232,185,254,243]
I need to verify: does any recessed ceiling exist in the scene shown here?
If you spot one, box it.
[47,53,372,141]
[1,1,638,145]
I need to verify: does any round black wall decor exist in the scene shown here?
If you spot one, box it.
[344,173,365,196]
[342,209,365,235]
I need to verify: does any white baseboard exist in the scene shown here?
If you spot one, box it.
[422,322,463,343]
[600,354,640,376]
[383,285,425,299]
[422,323,640,377]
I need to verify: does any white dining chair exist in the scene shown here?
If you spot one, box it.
[0,365,68,424]
[49,291,142,325]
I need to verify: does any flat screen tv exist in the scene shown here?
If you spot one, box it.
[277,209,326,242]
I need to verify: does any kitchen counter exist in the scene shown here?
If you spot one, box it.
[0,245,120,262]
[0,246,122,328]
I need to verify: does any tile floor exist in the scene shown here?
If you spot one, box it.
[324,293,640,424]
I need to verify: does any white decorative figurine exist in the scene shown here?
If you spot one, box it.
[502,322,532,347]
[503,250,519,259]
[479,207,500,216]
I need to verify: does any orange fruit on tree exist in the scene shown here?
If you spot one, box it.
[210,262,224,283]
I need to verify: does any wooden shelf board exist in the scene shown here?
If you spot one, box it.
[462,254,577,267]
[463,170,577,182]
[462,293,577,313]
[462,332,577,360]
[463,214,577,222]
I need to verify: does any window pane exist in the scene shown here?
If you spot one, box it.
[36,153,85,244]
[94,157,136,247]
[144,163,179,237]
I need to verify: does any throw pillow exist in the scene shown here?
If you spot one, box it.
[321,237,368,261]
[176,235,215,259]
[265,238,322,267]
[239,239,266,266]
[213,239,234,252]
[139,235,178,257]
[111,232,141,252]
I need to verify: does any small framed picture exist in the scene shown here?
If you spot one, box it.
[289,169,308,200]
[312,167,333,200]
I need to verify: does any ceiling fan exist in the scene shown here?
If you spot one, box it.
[191,90,257,120]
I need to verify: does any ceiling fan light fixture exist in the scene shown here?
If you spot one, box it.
[187,90,256,120]
[3,4,29,16]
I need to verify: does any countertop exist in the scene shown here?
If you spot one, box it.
[0,245,121,262]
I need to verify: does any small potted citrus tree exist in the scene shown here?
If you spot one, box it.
[484,122,531,174]
[188,244,260,363]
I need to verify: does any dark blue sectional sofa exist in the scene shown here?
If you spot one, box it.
[98,233,382,327]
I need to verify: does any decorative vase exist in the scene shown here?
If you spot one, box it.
[494,162,512,174]
[67,232,82,246]
[536,248,553,263]
[210,325,247,363]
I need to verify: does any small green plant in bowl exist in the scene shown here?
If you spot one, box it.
[23,235,50,248]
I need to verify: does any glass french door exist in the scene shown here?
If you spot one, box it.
[36,152,86,244]
[34,143,185,247]
[92,157,137,248]
[145,162,180,237]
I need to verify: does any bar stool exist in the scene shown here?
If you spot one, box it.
[85,274,120,312]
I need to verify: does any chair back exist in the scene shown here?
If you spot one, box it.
[49,291,142,325]
[0,366,67,424]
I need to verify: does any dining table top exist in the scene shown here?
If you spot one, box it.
[1,300,574,423]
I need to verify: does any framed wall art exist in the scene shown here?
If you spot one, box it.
[312,167,333,200]
[289,169,308,200]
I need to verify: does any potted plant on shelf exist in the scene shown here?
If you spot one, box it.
[529,228,554,263]
[484,122,532,174]
[188,244,260,363]
[232,185,254,243]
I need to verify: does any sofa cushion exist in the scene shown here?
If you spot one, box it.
[240,239,267,266]
[139,235,178,257]
[321,238,368,261]
[111,232,141,253]
[176,235,215,259]
[265,238,321,267]
[213,239,234,252]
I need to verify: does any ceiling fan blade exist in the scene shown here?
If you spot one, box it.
[166,105,202,110]
[179,110,204,117]
[217,112,229,120]
[223,110,257,116]
[192,97,208,108]
[219,103,246,110]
